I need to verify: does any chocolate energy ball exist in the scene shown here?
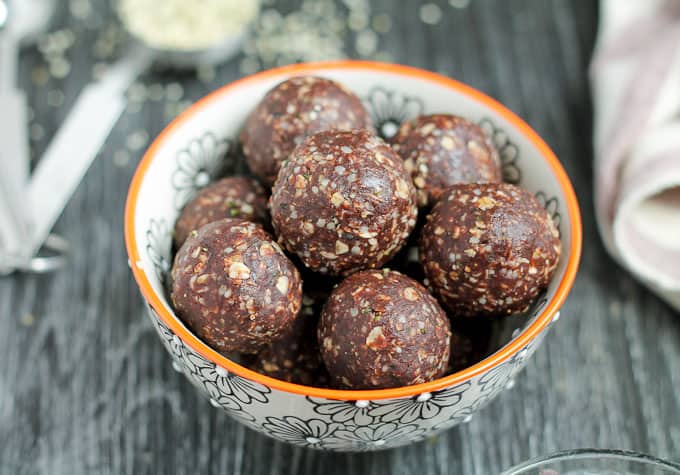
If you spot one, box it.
[251,290,330,387]
[171,219,302,354]
[447,321,492,373]
[270,129,418,276]
[240,76,373,186]
[391,114,502,207]
[173,177,268,248]
[318,269,451,389]
[420,183,561,317]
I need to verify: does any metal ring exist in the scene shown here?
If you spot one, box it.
[25,233,70,273]
[0,234,69,275]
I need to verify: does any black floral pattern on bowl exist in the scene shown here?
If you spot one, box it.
[147,304,271,405]
[478,118,521,184]
[306,397,377,425]
[477,342,532,396]
[431,406,476,432]
[367,382,471,424]
[135,88,566,450]
[208,394,258,426]
[332,423,425,451]
[262,416,340,449]
[182,351,271,405]
[147,307,270,430]
[364,86,424,140]
[145,218,172,282]
[171,131,232,209]
[535,191,562,236]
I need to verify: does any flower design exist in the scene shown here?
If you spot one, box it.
[534,191,562,236]
[147,306,193,377]
[204,379,243,412]
[148,304,172,343]
[204,384,261,429]
[207,390,257,423]
[144,303,263,430]
[145,219,172,282]
[368,382,472,424]
[171,132,232,209]
[224,405,259,428]
[478,341,533,400]
[306,397,376,425]
[364,86,424,139]
[478,118,521,184]
[332,423,424,451]
[183,352,271,405]
[262,416,340,448]
[431,406,476,432]
[511,344,531,369]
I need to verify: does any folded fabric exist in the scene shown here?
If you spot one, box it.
[591,0,680,311]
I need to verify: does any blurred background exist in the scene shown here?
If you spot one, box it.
[1,0,678,474]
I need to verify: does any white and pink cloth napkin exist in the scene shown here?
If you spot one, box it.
[591,0,680,311]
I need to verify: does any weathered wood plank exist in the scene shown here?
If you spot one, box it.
[1,0,678,474]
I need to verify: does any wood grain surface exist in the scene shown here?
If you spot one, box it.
[1,0,678,473]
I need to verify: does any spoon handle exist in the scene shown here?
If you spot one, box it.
[0,29,31,268]
[26,47,152,258]
[0,29,17,91]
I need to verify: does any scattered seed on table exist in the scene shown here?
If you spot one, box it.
[31,67,50,86]
[126,130,149,151]
[147,83,164,102]
[197,65,216,83]
[20,313,36,327]
[165,83,184,101]
[69,0,92,20]
[420,3,443,25]
[372,13,392,33]
[113,150,131,167]
[47,90,65,107]
[30,124,45,141]
[355,30,378,57]
[49,58,71,79]
[449,0,471,8]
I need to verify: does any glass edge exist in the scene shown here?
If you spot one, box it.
[500,449,680,475]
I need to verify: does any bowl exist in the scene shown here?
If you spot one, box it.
[124,61,582,451]
[502,449,680,474]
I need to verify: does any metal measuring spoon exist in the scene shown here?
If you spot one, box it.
[0,0,61,275]
[8,1,259,275]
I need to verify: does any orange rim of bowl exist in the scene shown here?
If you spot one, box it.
[124,60,582,401]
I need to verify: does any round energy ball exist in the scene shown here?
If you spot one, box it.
[318,269,451,389]
[420,183,561,317]
[174,177,268,248]
[391,114,502,207]
[240,76,373,186]
[251,290,330,387]
[447,322,491,373]
[270,129,418,276]
[170,219,302,354]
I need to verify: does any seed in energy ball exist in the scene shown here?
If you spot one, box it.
[270,129,418,276]
[170,219,302,354]
[390,114,502,207]
[173,177,268,248]
[251,290,330,387]
[420,183,561,318]
[240,76,373,186]
[318,269,451,389]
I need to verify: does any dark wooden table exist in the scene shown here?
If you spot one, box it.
[2,0,678,473]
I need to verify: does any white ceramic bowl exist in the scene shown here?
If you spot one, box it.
[125,61,582,452]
